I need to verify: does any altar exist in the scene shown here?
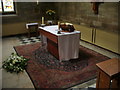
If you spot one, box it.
[39,25,80,61]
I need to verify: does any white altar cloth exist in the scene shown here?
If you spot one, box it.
[39,25,80,61]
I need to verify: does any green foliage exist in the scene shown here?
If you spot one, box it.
[2,53,29,73]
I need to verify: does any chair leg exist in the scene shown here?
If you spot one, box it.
[35,26,39,37]
[28,30,30,38]
[36,30,39,37]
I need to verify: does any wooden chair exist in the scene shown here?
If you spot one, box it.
[26,23,39,37]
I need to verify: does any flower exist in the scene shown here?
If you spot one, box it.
[46,9,56,16]
[2,53,29,73]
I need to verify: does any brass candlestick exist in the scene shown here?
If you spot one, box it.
[57,21,61,34]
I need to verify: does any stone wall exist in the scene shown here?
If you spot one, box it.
[2,2,56,36]
[56,2,119,33]
[2,2,119,36]
[39,2,58,21]
[2,2,57,24]
[2,2,42,24]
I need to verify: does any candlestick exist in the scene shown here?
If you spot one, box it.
[42,17,44,24]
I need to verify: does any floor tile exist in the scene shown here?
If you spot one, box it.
[18,35,41,45]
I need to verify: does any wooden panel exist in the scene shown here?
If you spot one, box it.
[96,58,120,89]
[111,77,120,88]
[95,29,119,54]
[47,39,59,59]
[39,29,58,44]
[96,70,100,88]
[2,21,40,36]
[96,58,120,77]
[74,24,93,43]
[39,29,59,60]
[74,24,119,54]
[98,70,111,88]
[2,22,27,36]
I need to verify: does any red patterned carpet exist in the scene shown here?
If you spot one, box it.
[14,42,110,88]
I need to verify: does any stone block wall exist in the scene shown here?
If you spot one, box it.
[56,2,119,33]
[2,2,57,24]
[2,2,56,36]
[2,2,119,36]
[2,2,42,24]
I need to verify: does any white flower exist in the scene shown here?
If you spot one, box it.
[15,59,18,62]
[4,66,6,68]
[10,63,13,66]
[2,53,29,73]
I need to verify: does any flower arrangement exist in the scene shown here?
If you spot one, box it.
[46,9,56,16]
[2,53,29,73]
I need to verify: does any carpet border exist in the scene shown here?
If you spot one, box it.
[65,76,96,89]
[13,46,36,89]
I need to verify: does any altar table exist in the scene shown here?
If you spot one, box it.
[39,25,80,61]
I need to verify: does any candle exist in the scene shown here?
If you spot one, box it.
[42,17,44,24]
[58,21,60,30]
[37,0,39,5]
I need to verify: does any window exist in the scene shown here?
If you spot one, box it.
[0,0,2,12]
[0,0,16,15]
